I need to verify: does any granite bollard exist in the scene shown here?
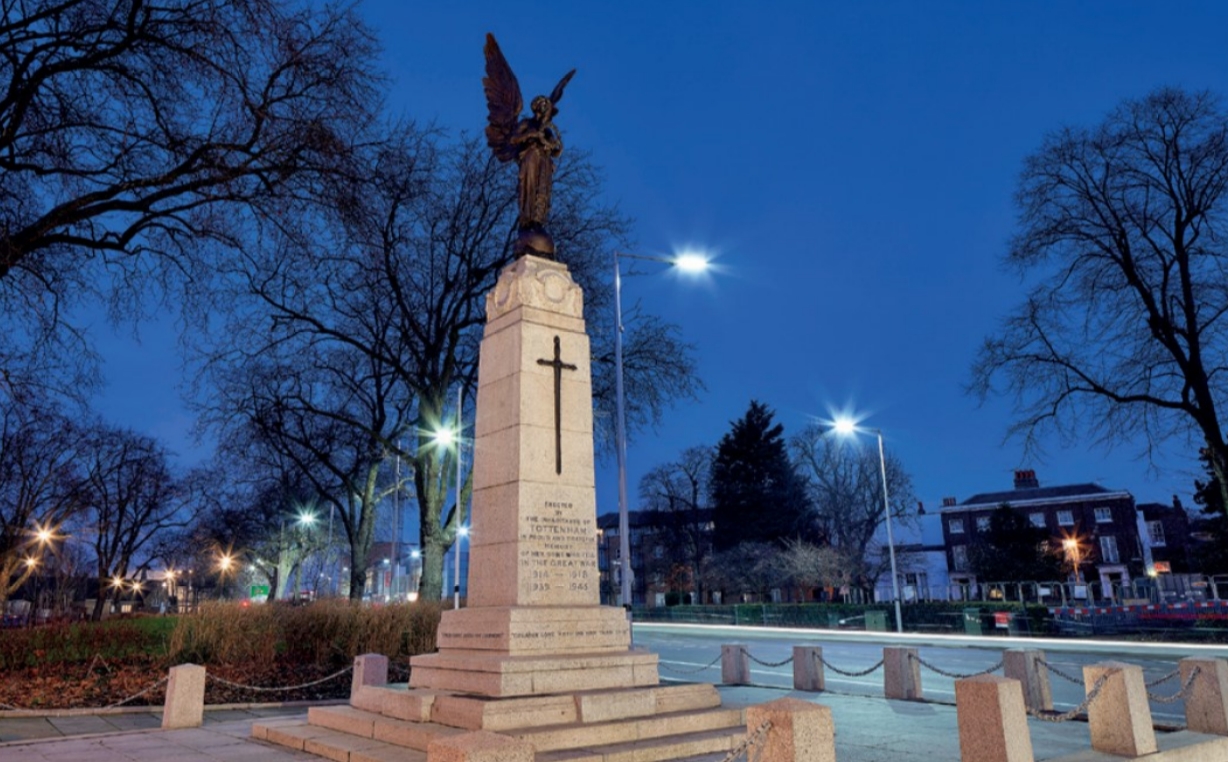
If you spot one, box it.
[1181,657,1228,736]
[883,646,922,701]
[722,644,750,685]
[351,653,388,697]
[745,697,835,762]
[955,675,1034,762]
[793,646,825,692]
[1083,661,1156,757]
[1003,649,1052,713]
[162,663,206,730]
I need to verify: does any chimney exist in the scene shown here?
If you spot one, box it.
[1014,469,1039,490]
[941,497,957,507]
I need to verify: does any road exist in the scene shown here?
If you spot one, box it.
[632,622,1228,726]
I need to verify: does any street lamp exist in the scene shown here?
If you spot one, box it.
[433,385,466,609]
[454,526,468,609]
[1063,538,1082,585]
[613,250,709,608]
[833,417,903,634]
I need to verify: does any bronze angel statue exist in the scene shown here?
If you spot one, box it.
[483,33,576,259]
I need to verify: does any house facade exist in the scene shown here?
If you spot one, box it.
[940,470,1142,594]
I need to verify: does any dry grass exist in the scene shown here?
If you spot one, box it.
[168,600,443,668]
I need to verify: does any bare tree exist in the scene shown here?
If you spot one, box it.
[638,445,714,603]
[197,123,701,601]
[778,538,858,600]
[0,0,378,399]
[790,423,916,593]
[79,423,185,620]
[0,396,87,604]
[971,88,1228,510]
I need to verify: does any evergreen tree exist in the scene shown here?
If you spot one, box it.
[967,505,1063,583]
[709,401,810,551]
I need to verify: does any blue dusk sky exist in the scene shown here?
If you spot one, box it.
[96,1,1228,518]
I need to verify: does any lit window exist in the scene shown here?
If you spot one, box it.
[1099,535,1120,564]
[1147,521,1166,547]
[1094,507,1112,523]
[976,516,991,532]
[1057,510,1074,526]
[1030,513,1045,528]
[949,519,965,534]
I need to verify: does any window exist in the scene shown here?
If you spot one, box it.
[1094,507,1113,523]
[1030,513,1046,528]
[949,518,965,534]
[1147,521,1166,547]
[976,516,991,532]
[952,545,968,571]
[1099,535,1120,564]
[1057,510,1074,526]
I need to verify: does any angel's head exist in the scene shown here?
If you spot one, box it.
[531,95,551,118]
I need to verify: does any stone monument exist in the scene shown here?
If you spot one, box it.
[408,255,658,697]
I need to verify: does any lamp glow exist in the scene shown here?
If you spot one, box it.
[674,252,710,273]
[832,418,857,436]
[433,428,456,447]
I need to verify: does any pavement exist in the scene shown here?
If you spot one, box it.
[0,684,1104,762]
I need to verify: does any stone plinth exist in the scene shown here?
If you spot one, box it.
[162,663,206,730]
[722,644,750,685]
[745,698,835,762]
[1084,661,1157,757]
[955,675,1034,762]
[1182,657,1228,736]
[351,654,388,697]
[426,730,534,762]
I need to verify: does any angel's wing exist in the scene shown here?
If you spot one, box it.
[548,69,577,118]
[483,33,523,163]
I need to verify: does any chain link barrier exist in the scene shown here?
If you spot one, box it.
[659,654,723,675]
[0,701,21,710]
[743,647,794,669]
[206,665,353,693]
[1145,668,1182,688]
[716,720,772,762]
[103,676,170,709]
[1148,667,1200,704]
[1026,671,1113,723]
[908,652,1003,679]
[818,653,885,678]
[1036,658,1084,685]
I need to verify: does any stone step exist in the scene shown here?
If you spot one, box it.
[514,707,745,752]
[534,727,745,762]
[253,718,429,762]
[307,705,465,751]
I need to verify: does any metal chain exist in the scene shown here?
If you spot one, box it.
[103,676,170,709]
[206,666,352,693]
[716,720,773,762]
[1036,658,1084,685]
[819,654,885,677]
[743,647,794,669]
[0,701,21,710]
[1148,667,1200,704]
[1027,671,1112,723]
[909,653,1003,679]
[1145,668,1182,688]
[659,654,723,675]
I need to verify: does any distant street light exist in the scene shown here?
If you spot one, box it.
[613,250,710,608]
[434,385,466,609]
[833,417,904,634]
[1063,538,1082,585]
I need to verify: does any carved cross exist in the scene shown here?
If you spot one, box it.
[537,335,577,474]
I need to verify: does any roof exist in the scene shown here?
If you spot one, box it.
[945,483,1132,511]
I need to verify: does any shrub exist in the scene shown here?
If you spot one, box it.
[167,600,443,668]
[0,616,173,670]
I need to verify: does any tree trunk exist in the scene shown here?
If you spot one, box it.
[418,537,445,602]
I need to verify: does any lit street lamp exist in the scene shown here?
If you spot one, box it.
[1063,538,1082,584]
[613,250,709,608]
[433,384,466,609]
[833,417,903,634]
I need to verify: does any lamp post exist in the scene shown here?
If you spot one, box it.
[433,385,465,609]
[613,251,708,608]
[833,418,903,633]
[1063,538,1081,584]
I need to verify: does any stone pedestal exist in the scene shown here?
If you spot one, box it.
[746,698,835,762]
[1083,661,1157,757]
[162,663,206,730]
[1181,657,1228,736]
[410,256,657,697]
[884,647,922,701]
[955,675,1034,762]
[1003,649,1051,713]
[793,646,825,692]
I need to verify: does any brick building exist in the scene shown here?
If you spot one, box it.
[940,470,1141,593]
